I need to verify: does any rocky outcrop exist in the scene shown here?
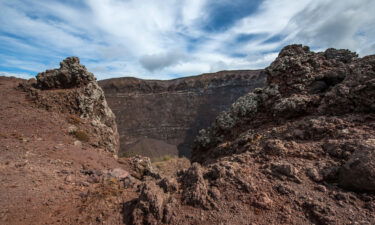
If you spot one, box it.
[35,57,95,89]
[20,57,119,154]
[99,70,265,157]
[128,45,375,225]
[192,45,373,162]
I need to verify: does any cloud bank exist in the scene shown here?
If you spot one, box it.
[0,0,374,80]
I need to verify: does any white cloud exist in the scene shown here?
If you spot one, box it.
[0,71,34,79]
[232,0,312,35]
[280,0,375,55]
[140,50,188,72]
[0,0,374,80]
[180,0,208,27]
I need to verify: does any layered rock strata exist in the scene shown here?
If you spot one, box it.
[99,70,265,157]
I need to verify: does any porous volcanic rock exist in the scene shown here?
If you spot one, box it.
[35,57,95,89]
[20,57,119,154]
[128,45,375,225]
[338,139,375,192]
[192,44,369,162]
[99,70,265,158]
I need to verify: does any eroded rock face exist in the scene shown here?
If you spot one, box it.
[99,70,265,158]
[21,57,119,154]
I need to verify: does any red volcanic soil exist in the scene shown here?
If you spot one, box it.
[0,76,137,225]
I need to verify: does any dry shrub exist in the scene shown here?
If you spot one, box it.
[119,151,137,158]
[67,114,83,125]
[152,154,176,163]
[71,129,90,142]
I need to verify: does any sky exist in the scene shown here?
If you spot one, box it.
[0,0,375,80]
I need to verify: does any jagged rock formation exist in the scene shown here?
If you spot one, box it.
[20,57,119,154]
[35,57,95,89]
[192,44,374,163]
[99,70,265,157]
[128,45,375,225]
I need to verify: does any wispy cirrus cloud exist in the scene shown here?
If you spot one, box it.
[0,0,374,80]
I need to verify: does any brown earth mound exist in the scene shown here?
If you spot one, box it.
[0,60,159,225]
[0,76,137,225]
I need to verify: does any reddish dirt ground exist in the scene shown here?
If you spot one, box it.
[0,76,138,225]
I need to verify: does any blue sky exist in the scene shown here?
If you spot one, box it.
[1,0,375,80]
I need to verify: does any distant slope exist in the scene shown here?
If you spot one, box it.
[122,138,178,159]
[99,69,266,158]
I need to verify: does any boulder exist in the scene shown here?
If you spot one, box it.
[109,168,130,180]
[338,140,375,192]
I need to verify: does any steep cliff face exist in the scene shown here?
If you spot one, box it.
[99,70,265,157]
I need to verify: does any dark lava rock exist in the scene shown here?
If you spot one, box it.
[131,181,176,225]
[180,163,211,209]
[339,140,375,192]
[324,48,358,63]
[36,57,95,89]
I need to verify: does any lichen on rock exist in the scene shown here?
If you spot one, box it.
[20,56,119,154]
[192,44,365,163]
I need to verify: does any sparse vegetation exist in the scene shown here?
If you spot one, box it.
[152,156,191,177]
[119,150,137,158]
[71,129,90,142]
[91,178,123,199]
[151,154,176,162]
[67,114,83,125]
